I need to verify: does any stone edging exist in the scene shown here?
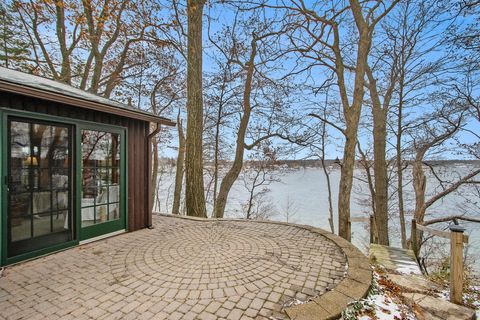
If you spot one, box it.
[153,213,372,320]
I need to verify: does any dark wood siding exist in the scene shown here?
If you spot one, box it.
[0,91,151,232]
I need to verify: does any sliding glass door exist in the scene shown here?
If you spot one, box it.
[6,118,73,258]
[2,112,127,263]
[79,127,126,240]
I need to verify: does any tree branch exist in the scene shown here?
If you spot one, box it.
[424,168,480,209]
[423,215,480,226]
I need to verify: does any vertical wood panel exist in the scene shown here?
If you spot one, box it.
[127,118,132,230]
[134,119,140,230]
[127,118,136,231]
[135,120,142,230]
[146,123,152,227]
[129,119,136,230]
[143,123,149,226]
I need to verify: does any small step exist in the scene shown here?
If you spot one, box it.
[369,244,422,275]
[403,292,476,320]
[370,244,477,320]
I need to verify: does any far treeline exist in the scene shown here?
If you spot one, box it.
[2,0,479,258]
[160,158,480,169]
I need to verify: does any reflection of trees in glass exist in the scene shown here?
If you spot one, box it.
[82,131,107,198]
[81,130,120,199]
[10,123,69,190]
[38,126,69,189]
[111,136,119,183]
[8,121,70,231]
[82,131,108,163]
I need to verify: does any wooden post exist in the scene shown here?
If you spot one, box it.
[369,215,374,244]
[347,219,351,242]
[411,219,418,257]
[449,225,465,304]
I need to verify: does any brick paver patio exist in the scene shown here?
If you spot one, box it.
[0,214,355,320]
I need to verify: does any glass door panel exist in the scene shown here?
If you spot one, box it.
[7,118,73,258]
[80,128,124,239]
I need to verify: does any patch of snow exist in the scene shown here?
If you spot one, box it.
[342,271,415,320]
[395,262,422,275]
[473,288,480,319]
[282,298,304,308]
[357,294,415,320]
[438,284,479,317]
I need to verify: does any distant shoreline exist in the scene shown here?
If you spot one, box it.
[159,158,480,169]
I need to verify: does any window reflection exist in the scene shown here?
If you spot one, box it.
[81,130,121,226]
[8,120,71,247]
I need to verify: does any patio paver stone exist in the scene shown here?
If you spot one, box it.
[0,214,369,319]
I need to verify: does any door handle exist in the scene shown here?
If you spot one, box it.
[4,176,10,192]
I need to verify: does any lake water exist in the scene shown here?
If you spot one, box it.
[156,165,480,273]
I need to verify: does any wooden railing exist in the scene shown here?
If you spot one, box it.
[350,215,469,305]
[411,219,469,304]
[349,215,378,244]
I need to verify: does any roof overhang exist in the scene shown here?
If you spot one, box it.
[0,79,176,127]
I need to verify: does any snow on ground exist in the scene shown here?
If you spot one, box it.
[343,266,480,319]
[356,294,414,320]
[341,270,415,320]
[395,262,422,275]
[341,266,480,320]
[439,286,480,319]
[471,286,480,318]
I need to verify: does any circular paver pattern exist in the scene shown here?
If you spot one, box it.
[109,215,348,318]
[0,215,371,320]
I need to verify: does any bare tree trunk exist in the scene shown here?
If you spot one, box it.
[319,103,335,233]
[2,14,9,68]
[412,155,426,250]
[357,143,376,217]
[209,64,234,216]
[409,114,465,251]
[397,77,407,248]
[338,129,358,241]
[212,89,224,215]
[372,105,389,245]
[172,116,185,215]
[185,0,207,218]
[155,176,162,211]
[151,135,159,211]
[337,0,380,241]
[246,183,255,220]
[364,62,396,245]
[411,154,480,251]
[413,158,426,225]
[55,0,71,84]
[321,158,335,234]
[213,38,257,219]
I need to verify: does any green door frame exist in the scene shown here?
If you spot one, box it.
[77,123,127,241]
[0,108,128,266]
